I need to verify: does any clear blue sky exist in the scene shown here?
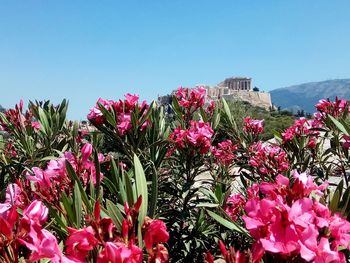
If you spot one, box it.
[1,1,350,119]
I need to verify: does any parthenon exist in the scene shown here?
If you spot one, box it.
[158,76,272,111]
[218,77,252,91]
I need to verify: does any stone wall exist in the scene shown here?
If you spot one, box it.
[222,90,272,109]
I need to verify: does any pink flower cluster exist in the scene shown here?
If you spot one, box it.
[0,100,40,133]
[0,190,75,263]
[63,199,169,263]
[175,86,206,112]
[26,143,104,204]
[0,185,169,262]
[87,94,150,135]
[282,118,319,148]
[241,171,349,262]
[167,121,214,156]
[315,97,348,119]
[205,100,216,116]
[224,193,245,221]
[243,117,264,135]
[248,142,289,177]
[206,240,251,263]
[212,140,238,166]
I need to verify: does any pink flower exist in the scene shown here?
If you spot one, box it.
[224,193,246,220]
[23,200,48,225]
[26,167,53,188]
[240,170,350,262]
[315,97,349,120]
[81,143,93,163]
[300,237,342,263]
[143,218,169,250]
[87,98,114,125]
[124,93,139,109]
[21,227,64,263]
[282,118,319,147]
[66,226,99,260]
[147,244,169,263]
[328,214,350,250]
[212,140,238,166]
[342,135,350,149]
[168,121,213,155]
[117,113,132,135]
[0,183,22,217]
[243,117,264,135]
[205,100,216,116]
[97,242,143,263]
[175,86,206,112]
[291,170,327,198]
[31,121,41,130]
[248,142,289,177]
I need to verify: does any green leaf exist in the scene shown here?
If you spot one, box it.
[341,186,350,216]
[328,115,349,136]
[196,203,219,208]
[124,171,135,205]
[74,181,82,227]
[40,156,57,161]
[133,154,148,247]
[106,199,123,231]
[61,192,75,226]
[207,210,249,237]
[38,107,50,135]
[93,149,101,200]
[221,98,233,125]
[330,189,340,213]
[148,163,158,218]
[98,102,117,127]
[65,160,92,212]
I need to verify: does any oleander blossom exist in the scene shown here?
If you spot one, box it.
[17,200,74,263]
[241,171,350,262]
[26,143,105,203]
[0,183,23,217]
[167,121,214,156]
[248,142,289,177]
[175,86,206,112]
[65,226,99,261]
[224,193,246,221]
[315,97,349,120]
[205,100,216,116]
[212,140,238,166]
[143,217,169,251]
[87,94,150,135]
[282,118,319,148]
[243,117,264,135]
[87,98,114,126]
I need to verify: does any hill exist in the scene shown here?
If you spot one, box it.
[270,79,350,113]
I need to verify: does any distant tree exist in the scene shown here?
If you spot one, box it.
[253,86,259,92]
[296,110,305,117]
[0,105,5,113]
[225,100,294,140]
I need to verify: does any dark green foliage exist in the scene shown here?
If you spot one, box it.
[226,100,294,140]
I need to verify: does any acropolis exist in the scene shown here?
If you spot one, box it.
[159,77,272,110]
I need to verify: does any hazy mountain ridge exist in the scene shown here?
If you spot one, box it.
[271,79,350,113]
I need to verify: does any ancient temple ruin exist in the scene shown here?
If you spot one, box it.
[217,77,252,91]
[158,77,272,110]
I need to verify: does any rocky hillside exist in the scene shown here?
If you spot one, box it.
[270,79,350,113]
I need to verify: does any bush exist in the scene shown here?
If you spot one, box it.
[0,92,349,263]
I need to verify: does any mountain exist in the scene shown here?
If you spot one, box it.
[270,79,350,113]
